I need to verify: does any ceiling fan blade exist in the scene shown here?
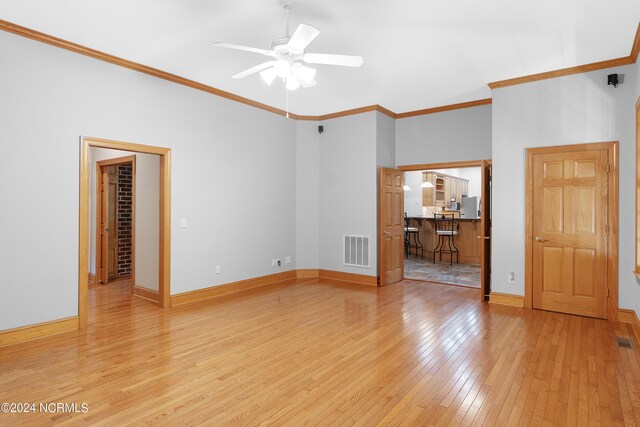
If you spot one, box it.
[303,53,364,67]
[232,61,276,79]
[214,42,270,55]
[287,24,320,52]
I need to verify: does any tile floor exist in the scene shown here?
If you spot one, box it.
[404,256,481,288]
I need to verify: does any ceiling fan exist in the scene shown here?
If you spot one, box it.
[214,1,364,91]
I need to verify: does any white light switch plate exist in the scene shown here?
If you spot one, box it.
[215,265,221,274]
[180,218,188,228]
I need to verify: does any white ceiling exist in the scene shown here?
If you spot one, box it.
[1,0,639,116]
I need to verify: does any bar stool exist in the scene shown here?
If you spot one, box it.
[433,214,459,265]
[404,213,423,258]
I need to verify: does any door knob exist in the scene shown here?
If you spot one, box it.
[383,231,391,236]
[535,236,548,242]
[104,227,109,232]
[476,236,490,240]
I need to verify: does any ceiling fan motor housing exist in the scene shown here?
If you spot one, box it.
[271,37,302,56]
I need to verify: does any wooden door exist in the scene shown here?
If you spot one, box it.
[532,148,609,318]
[99,168,109,284]
[106,166,118,280]
[98,165,119,283]
[480,161,491,300]
[379,168,404,286]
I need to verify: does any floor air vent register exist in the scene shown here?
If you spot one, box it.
[616,336,634,349]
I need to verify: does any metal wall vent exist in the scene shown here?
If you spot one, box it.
[344,235,370,268]
[616,336,634,349]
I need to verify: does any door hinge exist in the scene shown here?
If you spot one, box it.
[607,288,610,297]
[606,163,611,173]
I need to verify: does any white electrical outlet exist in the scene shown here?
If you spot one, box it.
[272,259,277,267]
[215,265,221,274]
[508,272,515,284]
[180,218,188,228]
[285,256,291,264]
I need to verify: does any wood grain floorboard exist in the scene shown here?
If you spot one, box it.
[0,278,639,425]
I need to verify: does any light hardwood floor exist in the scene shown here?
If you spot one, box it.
[1,277,639,425]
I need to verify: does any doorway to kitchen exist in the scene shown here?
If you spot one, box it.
[398,160,491,300]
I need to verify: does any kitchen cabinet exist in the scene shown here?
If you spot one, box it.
[422,171,469,207]
[444,177,451,203]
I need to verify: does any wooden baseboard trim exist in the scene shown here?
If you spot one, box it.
[0,316,78,347]
[170,270,297,306]
[296,269,320,278]
[489,292,525,308]
[318,269,378,286]
[88,273,96,286]
[133,285,159,304]
[618,309,640,340]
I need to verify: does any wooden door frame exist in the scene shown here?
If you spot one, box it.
[396,159,491,299]
[96,155,136,291]
[524,142,618,320]
[79,136,171,329]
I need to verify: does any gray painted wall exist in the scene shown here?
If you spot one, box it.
[295,121,320,269]
[0,31,296,330]
[395,105,492,166]
[376,112,396,169]
[319,112,378,277]
[492,64,639,317]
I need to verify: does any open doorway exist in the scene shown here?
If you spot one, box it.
[79,137,171,329]
[95,155,135,287]
[383,160,491,300]
[403,166,482,287]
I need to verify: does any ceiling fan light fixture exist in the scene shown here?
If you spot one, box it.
[274,59,292,78]
[260,67,278,85]
[293,62,316,86]
[214,4,363,92]
[285,76,301,91]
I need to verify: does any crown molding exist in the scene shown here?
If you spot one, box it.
[489,21,640,89]
[395,98,492,119]
[631,22,640,63]
[488,56,633,89]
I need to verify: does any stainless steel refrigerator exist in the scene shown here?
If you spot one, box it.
[461,196,478,219]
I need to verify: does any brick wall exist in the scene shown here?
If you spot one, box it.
[117,164,133,276]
